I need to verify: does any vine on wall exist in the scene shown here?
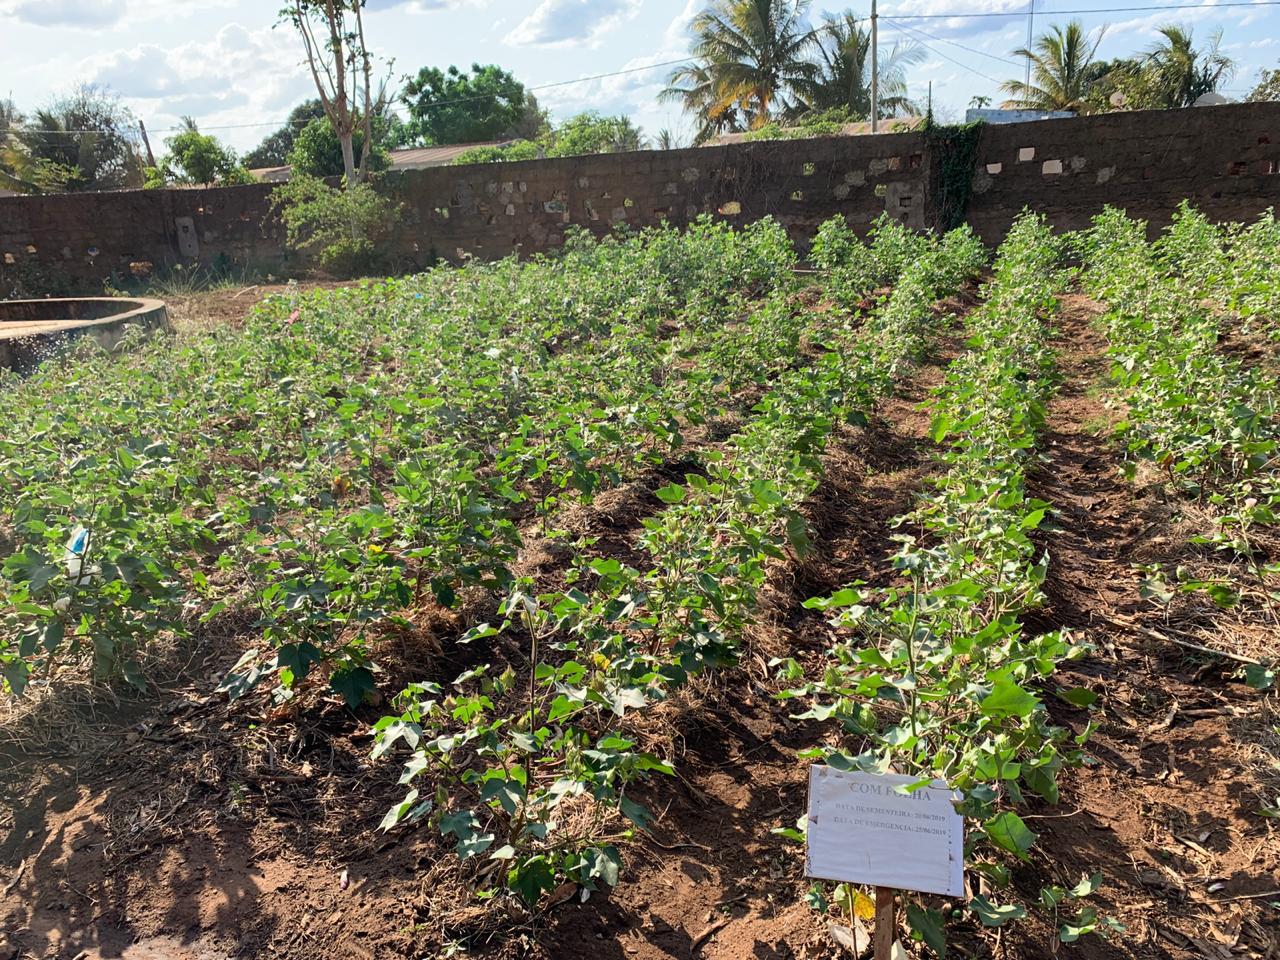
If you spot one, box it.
[924,120,984,231]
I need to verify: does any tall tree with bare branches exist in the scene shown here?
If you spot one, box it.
[280,1,392,185]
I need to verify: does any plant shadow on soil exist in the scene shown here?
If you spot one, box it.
[3,287,1278,960]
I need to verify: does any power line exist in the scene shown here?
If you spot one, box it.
[889,21,1024,65]
[6,0,1270,138]
[7,56,700,138]
[891,22,1008,84]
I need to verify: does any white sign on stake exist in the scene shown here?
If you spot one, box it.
[805,766,965,897]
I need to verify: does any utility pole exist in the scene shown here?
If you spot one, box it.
[871,0,879,133]
[927,81,933,120]
[1024,0,1035,92]
[138,120,156,168]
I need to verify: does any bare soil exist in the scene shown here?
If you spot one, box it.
[2,289,1277,960]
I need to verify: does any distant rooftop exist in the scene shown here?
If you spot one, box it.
[964,108,1076,124]
[249,141,513,183]
[705,118,925,145]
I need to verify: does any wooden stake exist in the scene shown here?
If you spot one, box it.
[874,887,896,960]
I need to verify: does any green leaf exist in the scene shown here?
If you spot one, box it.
[277,642,323,683]
[654,483,685,504]
[1068,872,1103,898]
[380,790,423,831]
[480,777,524,816]
[619,795,653,830]
[509,855,556,905]
[980,678,1039,719]
[1059,906,1099,942]
[580,844,621,888]
[330,666,376,706]
[984,811,1037,860]
[1244,664,1275,691]
[608,685,647,716]
[785,512,811,558]
[1056,687,1098,708]
[970,894,1026,927]
[906,902,947,957]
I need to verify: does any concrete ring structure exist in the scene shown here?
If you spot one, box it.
[0,297,171,374]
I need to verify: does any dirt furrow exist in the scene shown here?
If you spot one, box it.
[530,325,969,960]
[1015,293,1279,960]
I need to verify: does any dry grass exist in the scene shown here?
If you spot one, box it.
[1230,698,1280,812]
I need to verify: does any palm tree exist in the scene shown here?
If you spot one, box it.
[661,62,749,142]
[969,95,992,109]
[1001,20,1106,111]
[796,12,923,119]
[655,128,684,150]
[1141,25,1236,108]
[665,0,819,137]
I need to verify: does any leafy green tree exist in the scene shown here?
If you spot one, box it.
[1000,20,1105,111]
[401,63,546,144]
[546,112,644,157]
[18,84,143,191]
[154,127,250,186]
[1248,62,1280,102]
[797,12,922,119]
[244,99,326,168]
[666,0,819,135]
[453,140,542,164]
[1138,24,1235,108]
[288,116,391,178]
[452,112,646,164]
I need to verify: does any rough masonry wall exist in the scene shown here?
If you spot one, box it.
[0,184,285,290]
[967,103,1280,242]
[377,126,927,266]
[2,102,1279,291]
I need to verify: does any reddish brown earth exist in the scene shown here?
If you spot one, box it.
[2,289,1277,960]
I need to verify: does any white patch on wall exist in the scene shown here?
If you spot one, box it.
[174,216,199,258]
[1018,147,1036,162]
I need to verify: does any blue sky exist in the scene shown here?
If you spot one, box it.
[1,0,1275,152]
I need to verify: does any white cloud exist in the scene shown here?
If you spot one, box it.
[507,0,642,47]
[1103,4,1255,42]
[364,0,490,12]
[5,0,127,27]
[1,0,233,27]
[663,0,701,49]
[886,0,1029,39]
[81,22,313,148]
[536,50,682,134]
[90,45,181,97]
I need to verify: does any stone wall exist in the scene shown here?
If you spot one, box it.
[966,103,1280,242]
[2,102,1278,291]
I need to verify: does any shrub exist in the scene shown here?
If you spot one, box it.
[270,174,402,276]
[454,139,542,165]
